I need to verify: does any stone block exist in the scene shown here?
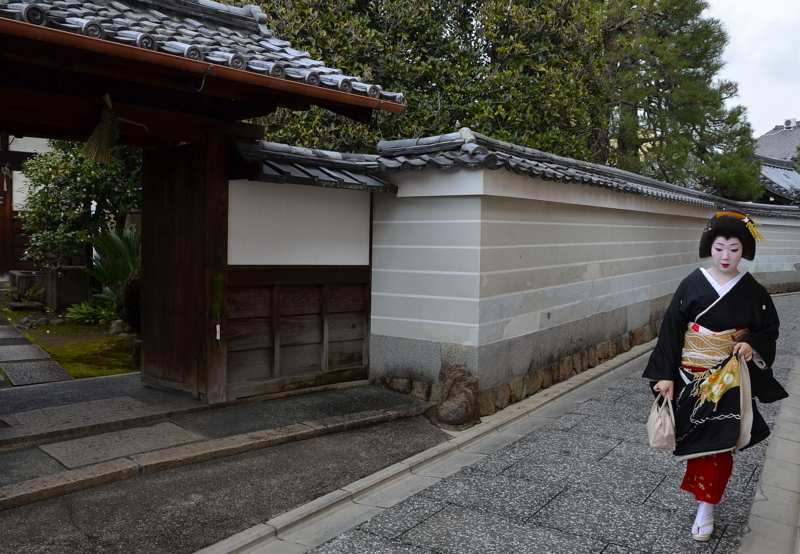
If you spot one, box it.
[386,377,412,394]
[8,302,43,312]
[0,360,72,386]
[587,347,598,368]
[8,270,43,292]
[39,422,203,468]
[596,342,608,360]
[410,381,431,401]
[541,367,553,389]
[558,357,573,382]
[621,332,631,352]
[654,320,662,336]
[633,328,644,346]
[44,267,92,311]
[607,339,617,358]
[436,365,479,425]
[478,389,496,416]
[572,353,584,374]
[509,377,524,403]
[495,384,511,409]
[643,324,653,343]
[429,384,443,404]
[524,371,543,396]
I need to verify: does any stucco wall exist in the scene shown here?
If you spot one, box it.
[228,180,370,266]
[371,195,481,345]
[369,167,800,388]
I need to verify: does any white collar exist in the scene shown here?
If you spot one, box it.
[700,268,746,298]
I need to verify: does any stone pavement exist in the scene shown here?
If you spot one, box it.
[0,379,432,511]
[0,312,71,386]
[208,292,800,554]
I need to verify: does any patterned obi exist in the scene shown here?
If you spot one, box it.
[681,323,749,370]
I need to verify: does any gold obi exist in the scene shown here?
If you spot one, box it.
[681,323,749,369]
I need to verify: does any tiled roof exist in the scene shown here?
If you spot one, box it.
[233,128,800,219]
[757,157,800,203]
[233,139,394,194]
[0,0,403,103]
[756,124,800,161]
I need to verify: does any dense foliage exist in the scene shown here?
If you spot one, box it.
[257,0,762,200]
[598,0,762,199]
[257,0,606,161]
[19,141,141,269]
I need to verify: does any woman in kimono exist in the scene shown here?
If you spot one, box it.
[643,212,787,542]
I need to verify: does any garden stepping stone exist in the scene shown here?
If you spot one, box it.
[0,326,24,339]
[0,361,73,386]
[0,313,70,386]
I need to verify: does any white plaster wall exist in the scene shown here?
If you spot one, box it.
[8,136,50,154]
[8,137,50,211]
[11,171,30,211]
[375,167,800,348]
[371,194,481,345]
[228,180,370,266]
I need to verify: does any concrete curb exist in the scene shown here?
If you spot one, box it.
[195,341,656,554]
[0,401,433,512]
[0,379,373,451]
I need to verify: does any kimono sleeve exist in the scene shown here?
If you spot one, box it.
[741,289,778,367]
[642,278,689,382]
[742,290,787,403]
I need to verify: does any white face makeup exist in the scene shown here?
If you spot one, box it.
[710,237,743,275]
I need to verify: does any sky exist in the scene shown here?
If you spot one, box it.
[704,0,800,137]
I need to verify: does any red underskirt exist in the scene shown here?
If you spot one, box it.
[680,452,734,504]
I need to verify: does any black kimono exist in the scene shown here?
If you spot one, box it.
[643,269,788,459]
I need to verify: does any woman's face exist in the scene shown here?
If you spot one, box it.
[711,236,743,274]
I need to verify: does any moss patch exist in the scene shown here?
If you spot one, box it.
[33,334,138,379]
[3,286,136,379]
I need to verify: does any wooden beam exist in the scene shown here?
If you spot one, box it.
[203,134,229,404]
[0,18,406,120]
[0,85,265,144]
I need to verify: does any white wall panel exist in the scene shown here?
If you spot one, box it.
[228,180,370,266]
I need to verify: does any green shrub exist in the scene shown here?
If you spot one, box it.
[9,284,45,303]
[66,298,117,325]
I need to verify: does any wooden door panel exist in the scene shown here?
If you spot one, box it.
[227,318,273,351]
[328,284,365,312]
[280,343,321,375]
[279,285,321,315]
[227,348,272,382]
[228,287,273,319]
[328,312,365,342]
[280,314,322,346]
[226,266,369,399]
[329,339,364,370]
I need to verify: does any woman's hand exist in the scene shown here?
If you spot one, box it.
[733,342,754,361]
[653,380,674,401]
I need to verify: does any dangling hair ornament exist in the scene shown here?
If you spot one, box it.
[742,216,765,243]
[714,211,765,243]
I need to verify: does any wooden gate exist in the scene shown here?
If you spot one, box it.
[226,266,369,399]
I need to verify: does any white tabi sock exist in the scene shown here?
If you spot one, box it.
[693,501,714,534]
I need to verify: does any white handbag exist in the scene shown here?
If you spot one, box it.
[647,392,676,450]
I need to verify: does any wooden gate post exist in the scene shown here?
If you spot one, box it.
[141,134,228,403]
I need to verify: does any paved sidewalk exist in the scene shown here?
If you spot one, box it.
[0,381,432,511]
[214,292,799,554]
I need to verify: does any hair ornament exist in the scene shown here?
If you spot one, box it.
[713,211,765,243]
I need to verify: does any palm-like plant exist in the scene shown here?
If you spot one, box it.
[86,226,141,306]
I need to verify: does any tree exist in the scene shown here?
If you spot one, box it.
[597,0,762,199]
[18,141,141,269]
[256,0,763,200]
[256,0,606,161]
